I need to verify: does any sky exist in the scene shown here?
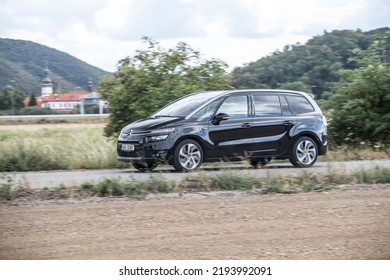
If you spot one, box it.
[0,0,389,72]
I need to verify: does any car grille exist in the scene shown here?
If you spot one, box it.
[117,149,145,158]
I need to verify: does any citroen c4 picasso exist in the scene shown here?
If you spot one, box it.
[117,90,328,171]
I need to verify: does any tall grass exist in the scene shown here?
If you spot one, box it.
[0,123,127,171]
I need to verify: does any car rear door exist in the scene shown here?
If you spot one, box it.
[248,93,296,157]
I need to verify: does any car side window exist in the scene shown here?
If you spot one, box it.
[253,95,281,116]
[190,99,220,121]
[286,96,315,114]
[216,95,248,119]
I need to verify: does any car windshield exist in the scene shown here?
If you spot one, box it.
[151,91,225,118]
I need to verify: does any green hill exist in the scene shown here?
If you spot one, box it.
[232,27,390,98]
[0,38,112,95]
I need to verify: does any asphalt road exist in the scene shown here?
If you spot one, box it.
[4,159,390,189]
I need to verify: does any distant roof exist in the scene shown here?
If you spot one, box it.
[39,91,89,102]
[23,91,90,106]
[80,92,101,100]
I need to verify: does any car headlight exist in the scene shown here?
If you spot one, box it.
[146,128,175,142]
[148,135,169,142]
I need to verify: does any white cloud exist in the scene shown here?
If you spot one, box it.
[0,0,389,72]
[94,0,135,34]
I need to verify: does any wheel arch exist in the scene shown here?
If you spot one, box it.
[167,135,206,164]
[290,131,321,152]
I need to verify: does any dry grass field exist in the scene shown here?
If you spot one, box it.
[0,122,126,171]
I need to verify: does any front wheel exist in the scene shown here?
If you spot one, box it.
[132,161,158,172]
[289,136,318,167]
[172,139,203,171]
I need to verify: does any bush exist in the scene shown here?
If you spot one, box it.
[355,167,390,184]
[326,32,390,148]
[18,107,53,115]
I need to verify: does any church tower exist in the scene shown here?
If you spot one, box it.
[88,77,93,92]
[41,66,53,96]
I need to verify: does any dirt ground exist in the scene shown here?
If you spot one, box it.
[1,186,390,260]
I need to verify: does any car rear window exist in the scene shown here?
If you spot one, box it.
[286,95,315,114]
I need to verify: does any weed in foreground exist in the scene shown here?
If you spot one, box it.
[1,168,390,202]
[354,167,390,184]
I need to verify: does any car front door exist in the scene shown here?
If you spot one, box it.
[208,94,253,159]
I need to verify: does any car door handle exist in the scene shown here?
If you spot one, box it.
[283,120,293,125]
[241,122,253,128]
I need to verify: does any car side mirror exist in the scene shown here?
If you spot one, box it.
[211,113,229,125]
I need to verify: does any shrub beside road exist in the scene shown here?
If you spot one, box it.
[1,166,389,202]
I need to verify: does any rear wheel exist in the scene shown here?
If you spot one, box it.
[172,139,203,171]
[289,136,318,167]
[132,161,158,172]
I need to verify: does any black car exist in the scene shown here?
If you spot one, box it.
[117,89,328,171]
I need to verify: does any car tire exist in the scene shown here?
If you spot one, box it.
[250,158,271,168]
[289,136,318,167]
[172,139,203,171]
[132,161,158,172]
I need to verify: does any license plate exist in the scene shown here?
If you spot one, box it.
[120,143,135,151]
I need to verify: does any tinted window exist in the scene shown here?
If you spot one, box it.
[286,96,315,114]
[190,99,220,121]
[253,95,281,116]
[216,95,248,119]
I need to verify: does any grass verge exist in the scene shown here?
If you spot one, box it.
[1,122,389,172]
[1,167,389,202]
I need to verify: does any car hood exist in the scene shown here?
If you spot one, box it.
[122,117,183,133]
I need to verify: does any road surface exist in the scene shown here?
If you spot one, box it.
[4,159,390,189]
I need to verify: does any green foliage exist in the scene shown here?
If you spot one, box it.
[0,87,24,111]
[28,92,37,106]
[326,31,390,148]
[0,173,14,200]
[0,173,26,200]
[280,81,310,92]
[0,38,112,95]
[100,37,232,137]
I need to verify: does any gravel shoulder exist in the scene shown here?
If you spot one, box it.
[1,185,390,260]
